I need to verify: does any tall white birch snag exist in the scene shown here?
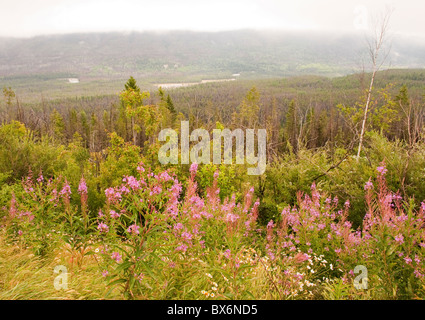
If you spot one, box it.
[356,9,392,161]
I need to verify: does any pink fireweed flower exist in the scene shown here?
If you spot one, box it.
[136,163,145,173]
[267,220,275,229]
[111,252,122,263]
[135,273,144,283]
[226,213,239,223]
[404,257,412,265]
[223,249,231,259]
[8,195,18,218]
[101,245,109,254]
[175,243,188,252]
[343,221,352,228]
[78,177,87,194]
[97,222,109,233]
[158,171,172,182]
[150,185,162,195]
[384,194,393,206]
[174,223,184,231]
[124,176,140,190]
[189,162,198,175]
[344,200,350,208]
[37,173,43,183]
[109,210,120,219]
[293,252,310,263]
[127,224,140,235]
[317,223,326,230]
[23,179,34,193]
[98,209,104,217]
[414,269,424,278]
[18,230,23,236]
[192,225,200,235]
[170,182,182,195]
[377,164,388,176]
[181,231,193,242]
[23,211,35,222]
[294,273,304,281]
[395,234,404,245]
[59,181,72,198]
[105,188,121,203]
[364,179,373,190]
[396,214,408,223]
[49,188,58,203]
[105,187,114,198]
[213,170,219,179]
[201,211,213,219]
[393,193,402,201]
[101,270,109,277]
[267,250,276,261]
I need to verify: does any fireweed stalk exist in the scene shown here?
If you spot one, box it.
[263,161,425,299]
[78,176,89,230]
[3,161,425,299]
[4,173,71,255]
[95,162,261,299]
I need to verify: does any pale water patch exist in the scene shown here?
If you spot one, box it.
[154,78,236,89]
[68,78,80,84]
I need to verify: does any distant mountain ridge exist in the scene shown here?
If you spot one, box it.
[1,30,425,83]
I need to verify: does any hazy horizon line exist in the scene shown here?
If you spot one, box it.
[1,27,425,41]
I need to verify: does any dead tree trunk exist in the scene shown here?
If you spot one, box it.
[356,10,392,161]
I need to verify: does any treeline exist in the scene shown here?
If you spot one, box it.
[2,70,425,228]
[2,70,425,154]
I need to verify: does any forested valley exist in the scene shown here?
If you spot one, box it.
[1,31,425,300]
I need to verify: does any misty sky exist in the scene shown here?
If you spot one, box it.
[0,0,424,38]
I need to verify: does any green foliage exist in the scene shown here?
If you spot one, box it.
[262,130,425,229]
[196,163,242,202]
[237,86,260,128]
[50,109,66,143]
[284,99,299,153]
[97,132,144,189]
[264,148,329,208]
[0,121,68,184]
[257,199,280,226]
